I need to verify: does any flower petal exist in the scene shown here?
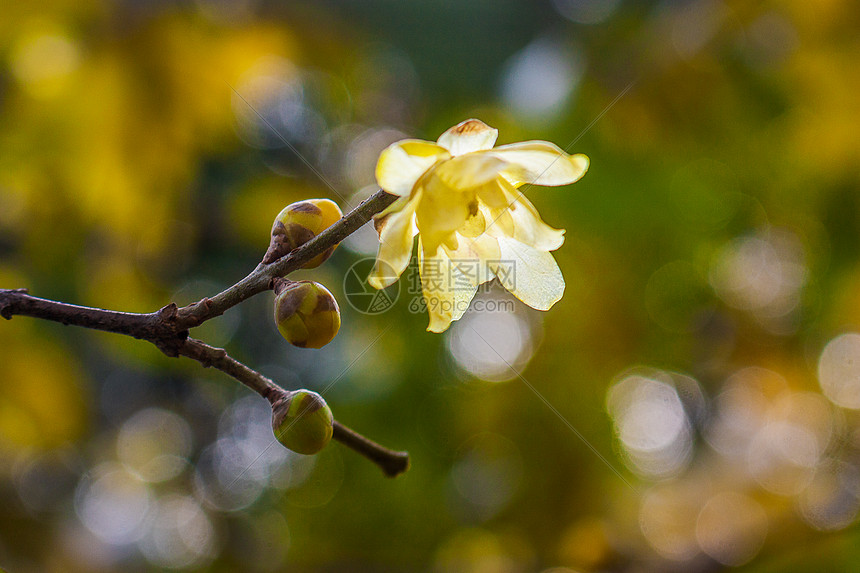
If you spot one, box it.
[414,152,510,254]
[437,119,499,156]
[489,141,589,187]
[506,194,565,251]
[496,179,566,250]
[475,179,565,251]
[492,236,565,310]
[376,140,450,196]
[458,210,487,238]
[444,230,501,272]
[367,191,421,289]
[432,152,509,190]
[415,186,470,257]
[419,239,480,333]
[375,194,421,237]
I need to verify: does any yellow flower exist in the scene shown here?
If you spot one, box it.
[368,119,589,332]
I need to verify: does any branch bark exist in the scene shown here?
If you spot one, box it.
[0,189,410,478]
[0,288,166,337]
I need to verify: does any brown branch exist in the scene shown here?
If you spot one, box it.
[0,289,169,339]
[0,188,410,477]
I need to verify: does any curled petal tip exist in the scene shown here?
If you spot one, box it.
[366,275,387,290]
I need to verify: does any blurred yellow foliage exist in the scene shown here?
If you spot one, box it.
[0,342,87,449]
[1,8,298,277]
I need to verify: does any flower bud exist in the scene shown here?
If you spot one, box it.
[263,199,343,267]
[271,390,333,455]
[274,280,341,349]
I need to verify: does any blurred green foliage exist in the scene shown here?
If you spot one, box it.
[1,0,860,572]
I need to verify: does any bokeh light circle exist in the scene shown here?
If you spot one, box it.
[695,492,767,566]
[818,333,860,409]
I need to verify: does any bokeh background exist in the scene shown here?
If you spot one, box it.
[2,0,860,571]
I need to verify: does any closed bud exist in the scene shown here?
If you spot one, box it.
[271,390,333,455]
[274,280,341,349]
[263,198,343,267]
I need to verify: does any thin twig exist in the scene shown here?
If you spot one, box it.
[333,422,410,477]
[178,338,279,399]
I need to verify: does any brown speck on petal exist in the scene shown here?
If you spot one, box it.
[271,220,287,236]
[314,294,337,313]
[276,286,306,322]
[374,213,391,237]
[454,119,488,135]
[297,392,325,413]
[289,201,323,215]
[285,223,315,248]
[467,200,478,217]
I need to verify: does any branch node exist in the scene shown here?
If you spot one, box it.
[158,303,178,321]
[157,343,180,358]
[271,277,294,295]
[155,335,187,358]
[0,288,28,319]
[263,385,289,404]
